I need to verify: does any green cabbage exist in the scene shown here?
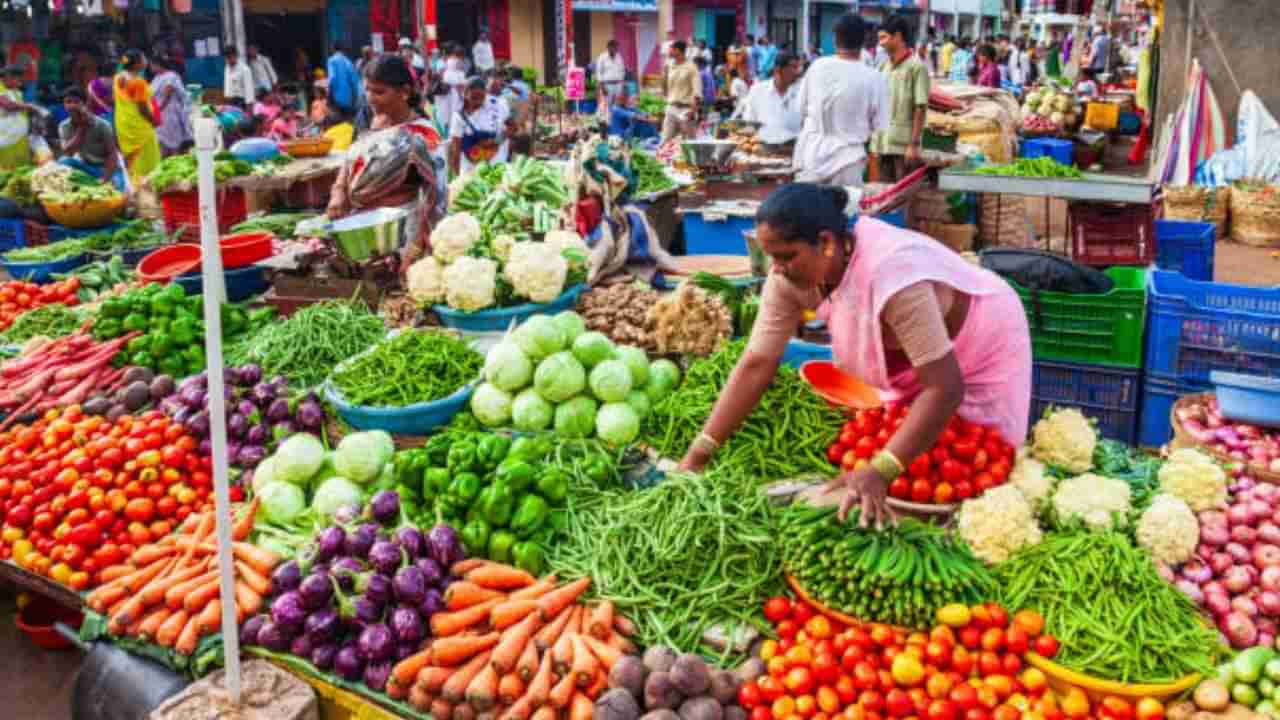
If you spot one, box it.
[252,456,278,494]
[645,358,681,401]
[334,431,392,484]
[312,476,363,518]
[588,360,633,403]
[274,433,326,486]
[512,315,566,361]
[512,388,554,431]
[369,431,395,460]
[257,481,307,525]
[551,311,587,345]
[614,346,650,387]
[534,351,586,403]
[554,395,598,438]
[625,390,652,420]
[571,331,615,368]
[596,402,640,446]
[472,382,514,427]
[484,342,534,392]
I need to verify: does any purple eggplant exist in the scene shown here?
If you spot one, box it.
[237,399,257,418]
[315,526,345,561]
[358,622,395,662]
[364,660,393,692]
[238,364,263,385]
[368,540,403,576]
[158,397,183,416]
[271,590,307,630]
[266,397,291,423]
[290,634,314,659]
[180,385,206,409]
[418,588,445,618]
[362,572,393,607]
[396,640,420,662]
[427,524,465,568]
[331,557,363,591]
[369,490,401,526]
[396,527,426,561]
[256,619,290,652]
[172,405,194,427]
[344,523,379,559]
[299,572,333,610]
[334,644,364,681]
[393,565,427,607]
[189,410,211,438]
[246,424,269,446]
[270,374,289,393]
[311,642,338,670]
[240,615,267,646]
[227,413,248,439]
[304,608,341,642]
[272,560,303,594]
[413,557,443,587]
[225,442,242,465]
[180,374,207,394]
[297,400,325,430]
[354,596,383,625]
[390,605,423,645]
[198,437,213,456]
[237,445,267,468]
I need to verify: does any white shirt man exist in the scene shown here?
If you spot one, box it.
[223,54,256,104]
[246,48,277,95]
[792,53,888,186]
[595,46,627,100]
[736,76,801,143]
[473,36,496,74]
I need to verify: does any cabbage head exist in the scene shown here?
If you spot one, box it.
[309,452,341,492]
[257,481,306,525]
[625,390,652,420]
[614,346,650,387]
[275,433,326,486]
[572,331,615,369]
[551,311,587,345]
[472,382,514,427]
[484,342,534,392]
[334,431,392,484]
[535,351,587,403]
[252,456,278,494]
[313,476,363,518]
[589,360,633,403]
[512,388,554,431]
[645,358,681,401]
[369,431,395,459]
[512,315,566,362]
[596,402,640,446]
[554,395,598,438]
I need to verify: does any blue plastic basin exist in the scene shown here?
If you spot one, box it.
[1212,371,1280,428]
[175,264,269,301]
[2,254,87,283]
[433,285,584,332]
[325,381,476,435]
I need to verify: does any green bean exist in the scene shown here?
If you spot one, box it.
[0,304,84,345]
[330,329,482,407]
[224,300,386,389]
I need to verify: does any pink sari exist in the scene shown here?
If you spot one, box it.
[817,218,1033,445]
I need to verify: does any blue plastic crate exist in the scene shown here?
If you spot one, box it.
[1021,138,1075,166]
[682,211,753,255]
[1138,375,1211,447]
[1155,219,1215,281]
[1118,111,1142,135]
[781,339,833,369]
[1029,360,1141,444]
[1212,371,1280,428]
[1145,269,1280,385]
[0,219,25,252]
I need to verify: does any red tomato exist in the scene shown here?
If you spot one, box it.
[785,667,816,696]
[835,675,857,705]
[739,683,764,710]
[1032,635,1059,658]
[908,454,932,478]
[1100,698,1134,720]
[1003,628,1028,655]
[764,597,793,623]
[985,605,1009,629]
[930,447,951,466]
[854,436,878,460]
[927,700,958,720]
[973,472,997,494]
[751,708,772,720]
[939,460,969,485]
[977,652,1002,677]
[757,676,784,703]
[999,654,1021,676]
[791,603,815,625]
[813,654,840,685]
[777,620,799,640]
[953,481,975,500]
[979,628,1004,653]
[932,483,955,504]
[860,691,884,713]
[949,685,979,712]
[950,440,977,461]
[889,477,911,499]
[829,444,848,465]
[854,662,879,690]
[910,479,933,503]
[884,690,913,718]
[987,461,1010,484]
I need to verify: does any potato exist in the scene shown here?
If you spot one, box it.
[610,656,649,701]
[678,696,723,720]
[670,654,711,697]
[597,688,643,720]
[734,658,766,685]
[1195,681,1232,712]
[644,646,679,674]
[708,670,739,706]
[724,707,747,720]
[645,672,682,711]
[1167,701,1196,720]
[641,711,681,720]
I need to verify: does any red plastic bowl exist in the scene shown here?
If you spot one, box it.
[16,599,83,651]
[220,231,273,268]
[138,244,202,283]
[800,360,882,410]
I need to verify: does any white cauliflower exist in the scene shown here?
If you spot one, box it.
[957,485,1044,564]
[1135,493,1200,565]
[30,163,76,196]
[543,230,589,270]
[443,256,498,311]
[432,212,483,264]
[1051,473,1132,531]
[1030,407,1097,473]
[406,256,446,305]
[1158,448,1228,512]
[504,241,569,304]
[1009,449,1053,510]
[492,233,518,262]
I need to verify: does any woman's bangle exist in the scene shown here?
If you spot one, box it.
[693,432,721,455]
[870,450,905,482]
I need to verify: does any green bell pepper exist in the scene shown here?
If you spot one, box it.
[477,434,511,471]
[581,455,611,484]
[122,313,149,333]
[447,472,482,506]
[159,355,185,378]
[423,467,451,498]
[510,495,550,537]
[447,440,478,474]
[479,481,516,526]
[221,304,247,335]
[150,332,173,357]
[488,530,518,564]
[92,318,122,341]
[150,293,175,317]
[461,518,491,556]
[535,468,570,505]
[131,351,156,369]
[512,541,546,575]
[508,436,553,463]
[424,435,453,466]
[99,297,128,318]
[394,448,430,486]
[495,459,537,493]
[170,317,196,345]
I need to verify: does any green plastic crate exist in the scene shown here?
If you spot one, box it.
[1007,266,1147,369]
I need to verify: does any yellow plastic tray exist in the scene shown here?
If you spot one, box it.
[1024,652,1201,702]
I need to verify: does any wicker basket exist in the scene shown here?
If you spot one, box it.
[1230,181,1280,247]
[41,193,127,229]
[1170,393,1280,484]
[281,137,335,158]
[915,219,977,253]
[1163,185,1229,239]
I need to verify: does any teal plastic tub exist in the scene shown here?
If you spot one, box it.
[433,285,584,332]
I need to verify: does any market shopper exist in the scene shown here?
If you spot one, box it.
[791,13,887,186]
[448,76,513,177]
[595,40,627,102]
[974,45,1000,89]
[871,15,929,183]
[734,51,801,144]
[223,46,257,107]
[88,63,116,119]
[0,65,39,170]
[473,33,496,75]
[247,45,279,97]
[678,183,1031,528]
[661,41,702,142]
[327,45,362,117]
[57,86,124,189]
[113,50,161,185]
[150,54,193,157]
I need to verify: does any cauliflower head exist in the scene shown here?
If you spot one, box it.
[1135,493,1200,565]
[543,230,589,270]
[957,485,1043,564]
[433,212,483,264]
[1031,407,1097,473]
[1051,473,1131,531]
[492,233,518,263]
[1009,449,1053,510]
[406,256,446,305]
[1158,448,1228,512]
[443,256,498,311]
[504,241,569,304]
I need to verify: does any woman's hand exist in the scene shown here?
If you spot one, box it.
[677,445,713,474]
[823,464,896,528]
[326,191,351,219]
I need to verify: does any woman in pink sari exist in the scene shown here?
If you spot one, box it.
[679,184,1031,527]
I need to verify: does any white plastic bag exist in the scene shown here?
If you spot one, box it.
[1238,91,1280,179]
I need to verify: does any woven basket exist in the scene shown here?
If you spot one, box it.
[1230,181,1280,247]
[1170,393,1280,484]
[281,137,334,158]
[979,194,1032,248]
[1163,185,1229,239]
[958,129,1012,163]
[916,219,977,253]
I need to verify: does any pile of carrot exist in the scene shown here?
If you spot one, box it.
[388,561,638,720]
[84,498,283,656]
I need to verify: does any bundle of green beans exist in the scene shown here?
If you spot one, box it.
[643,339,844,480]
[329,329,482,407]
[3,237,89,263]
[780,504,994,629]
[224,300,385,389]
[994,531,1221,683]
[547,468,784,660]
[0,304,84,345]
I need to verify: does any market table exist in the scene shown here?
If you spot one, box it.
[229,154,345,212]
[0,559,82,612]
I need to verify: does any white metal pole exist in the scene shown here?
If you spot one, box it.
[193,117,240,703]
[800,0,809,62]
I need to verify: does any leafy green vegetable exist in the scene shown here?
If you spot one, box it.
[971,157,1085,179]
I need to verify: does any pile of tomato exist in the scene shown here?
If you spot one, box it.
[0,406,214,591]
[738,596,1165,720]
[0,278,81,331]
[826,403,1016,505]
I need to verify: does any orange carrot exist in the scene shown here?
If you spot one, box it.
[491,599,538,631]
[98,564,137,584]
[141,560,209,607]
[196,597,222,634]
[175,610,204,655]
[452,559,488,575]
[430,699,455,720]
[580,634,623,672]
[536,578,591,621]
[443,650,493,702]
[570,692,593,720]
[525,650,556,706]
[612,614,636,637]
[232,542,280,576]
[430,632,502,666]
[234,579,263,616]
[510,577,558,602]
[234,559,272,596]
[124,613,146,638]
[515,638,539,682]
[166,569,217,610]
[431,598,504,638]
[534,605,574,652]
[231,497,260,541]
[178,512,203,534]
[492,611,541,674]
[417,666,458,694]
[499,673,526,705]
[155,609,189,648]
[130,544,176,566]
[136,605,172,642]
[393,679,414,703]
[606,632,638,655]
[394,648,437,686]
[584,669,607,700]
[180,512,215,566]
[466,564,537,591]
[499,696,535,720]
[530,707,558,720]
[569,634,598,687]
[445,581,507,611]
[551,623,576,674]
[587,601,614,640]
[184,577,223,613]
[87,584,128,614]
[123,556,178,594]
[454,705,477,720]
[466,663,500,710]
[548,670,577,709]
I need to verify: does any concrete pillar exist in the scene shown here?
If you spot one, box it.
[659,0,673,34]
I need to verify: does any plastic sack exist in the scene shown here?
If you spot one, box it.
[978,248,1113,295]
[1238,91,1280,179]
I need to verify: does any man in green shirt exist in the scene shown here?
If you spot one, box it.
[871,14,930,183]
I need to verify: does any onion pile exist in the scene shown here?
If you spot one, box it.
[1177,396,1280,474]
[1174,479,1280,648]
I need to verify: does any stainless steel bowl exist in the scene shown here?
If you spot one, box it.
[330,207,408,262]
[681,140,737,169]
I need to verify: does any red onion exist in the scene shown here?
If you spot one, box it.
[1261,566,1280,592]
[1207,592,1233,617]
[1260,592,1280,616]
[1235,475,1257,491]
[1260,617,1278,635]
[1202,524,1231,547]
[1259,522,1280,545]
[1204,580,1227,596]
[1156,562,1176,583]
[1224,612,1259,649]
[1232,451,1249,462]
[1256,544,1280,568]
[1225,565,1254,593]
[1253,500,1275,517]
[1228,542,1253,564]
[1234,525,1259,545]
[1176,579,1205,604]
[1233,594,1261,617]
[1202,510,1229,526]
[1210,553,1235,575]
[1229,504,1255,527]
